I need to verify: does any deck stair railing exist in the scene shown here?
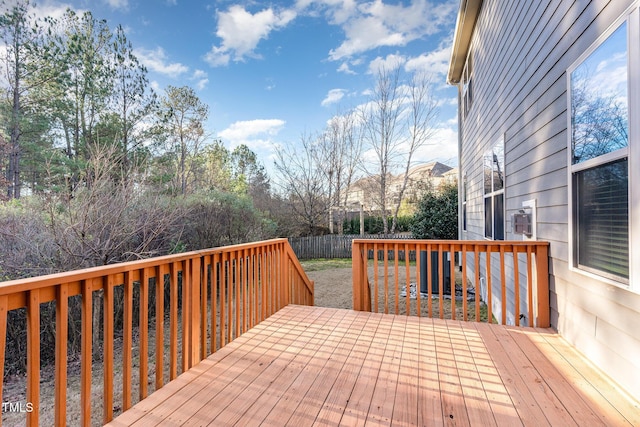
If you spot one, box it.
[352,239,549,327]
[0,238,313,426]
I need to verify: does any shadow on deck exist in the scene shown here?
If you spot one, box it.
[107,305,639,427]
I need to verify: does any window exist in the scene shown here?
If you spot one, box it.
[462,51,473,118]
[569,18,631,284]
[484,138,504,240]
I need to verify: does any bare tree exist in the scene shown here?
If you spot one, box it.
[316,109,362,232]
[359,65,438,234]
[273,134,329,236]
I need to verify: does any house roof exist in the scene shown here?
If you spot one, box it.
[447,0,483,84]
[406,162,453,179]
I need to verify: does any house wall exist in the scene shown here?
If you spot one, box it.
[459,0,640,397]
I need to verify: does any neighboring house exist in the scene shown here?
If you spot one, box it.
[448,0,640,397]
[344,162,453,214]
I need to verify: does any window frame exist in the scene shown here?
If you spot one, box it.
[483,136,505,241]
[567,6,640,290]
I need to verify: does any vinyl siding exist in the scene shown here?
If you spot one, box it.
[458,0,640,397]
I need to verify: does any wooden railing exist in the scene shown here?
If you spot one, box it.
[352,239,549,327]
[0,238,313,427]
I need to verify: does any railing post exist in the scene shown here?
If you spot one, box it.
[190,257,202,367]
[352,241,361,311]
[535,244,550,328]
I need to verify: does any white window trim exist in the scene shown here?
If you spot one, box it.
[566,6,639,291]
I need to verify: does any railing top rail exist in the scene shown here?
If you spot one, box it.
[352,239,550,247]
[0,238,290,295]
[285,245,314,295]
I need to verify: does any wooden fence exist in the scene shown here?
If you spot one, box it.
[288,234,413,259]
[0,238,313,427]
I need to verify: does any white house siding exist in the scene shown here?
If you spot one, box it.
[458,0,640,397]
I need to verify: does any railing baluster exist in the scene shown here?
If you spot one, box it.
[513,248,521,326]
[55,285,68,426]
[140,268,149,399]
[190,257,201,366]
[527,246,534,326]
[123,271,133,408]
[169,262,178,380]
[462,245,468,321]
[199,258,207,361]
[427,243,432,318]
[103,275,114,423]
[220,252,227,348]
[383,244,389,314]
[181,260,190,371]
[373,242,379,314]
[235,250,240,339]
[500,246,507,325]
[450,243,456,320]
[474,248,480,322]
[415,243,421,318]
[81,280,92,427]
[228,252,234,343]
[486,247,492,323]
[212,254,219,353]
[404,243,410,315]
[27,289,40,426]
[157,264,166,388]
[243,248,248,333]
[438,244,444,319]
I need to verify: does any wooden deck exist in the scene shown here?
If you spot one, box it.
[107,305,639,426]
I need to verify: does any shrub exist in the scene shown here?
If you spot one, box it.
[409,183,458,239]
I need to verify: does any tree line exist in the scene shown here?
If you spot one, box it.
[0,1,298,279]
[0,0,446,280]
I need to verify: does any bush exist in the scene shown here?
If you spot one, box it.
[179,190,277,249]
[342,215,412,234]
[409,183,458,239]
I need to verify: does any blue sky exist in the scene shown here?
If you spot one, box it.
[31,0,460,173]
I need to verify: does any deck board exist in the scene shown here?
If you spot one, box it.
[107,305,639,427]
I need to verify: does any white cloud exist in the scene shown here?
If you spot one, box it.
[367,54,405,75]
[326,0,456,61]
[104,0,128,10]
[23,1,78,22]
[321,88,346,107]
[405,46,452,77]
[413,125,459,164]
[205,5,296,67]
[337,62,357,75]
[191,69,209,90]
[218,119,286,151]
[134,47,188,78]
